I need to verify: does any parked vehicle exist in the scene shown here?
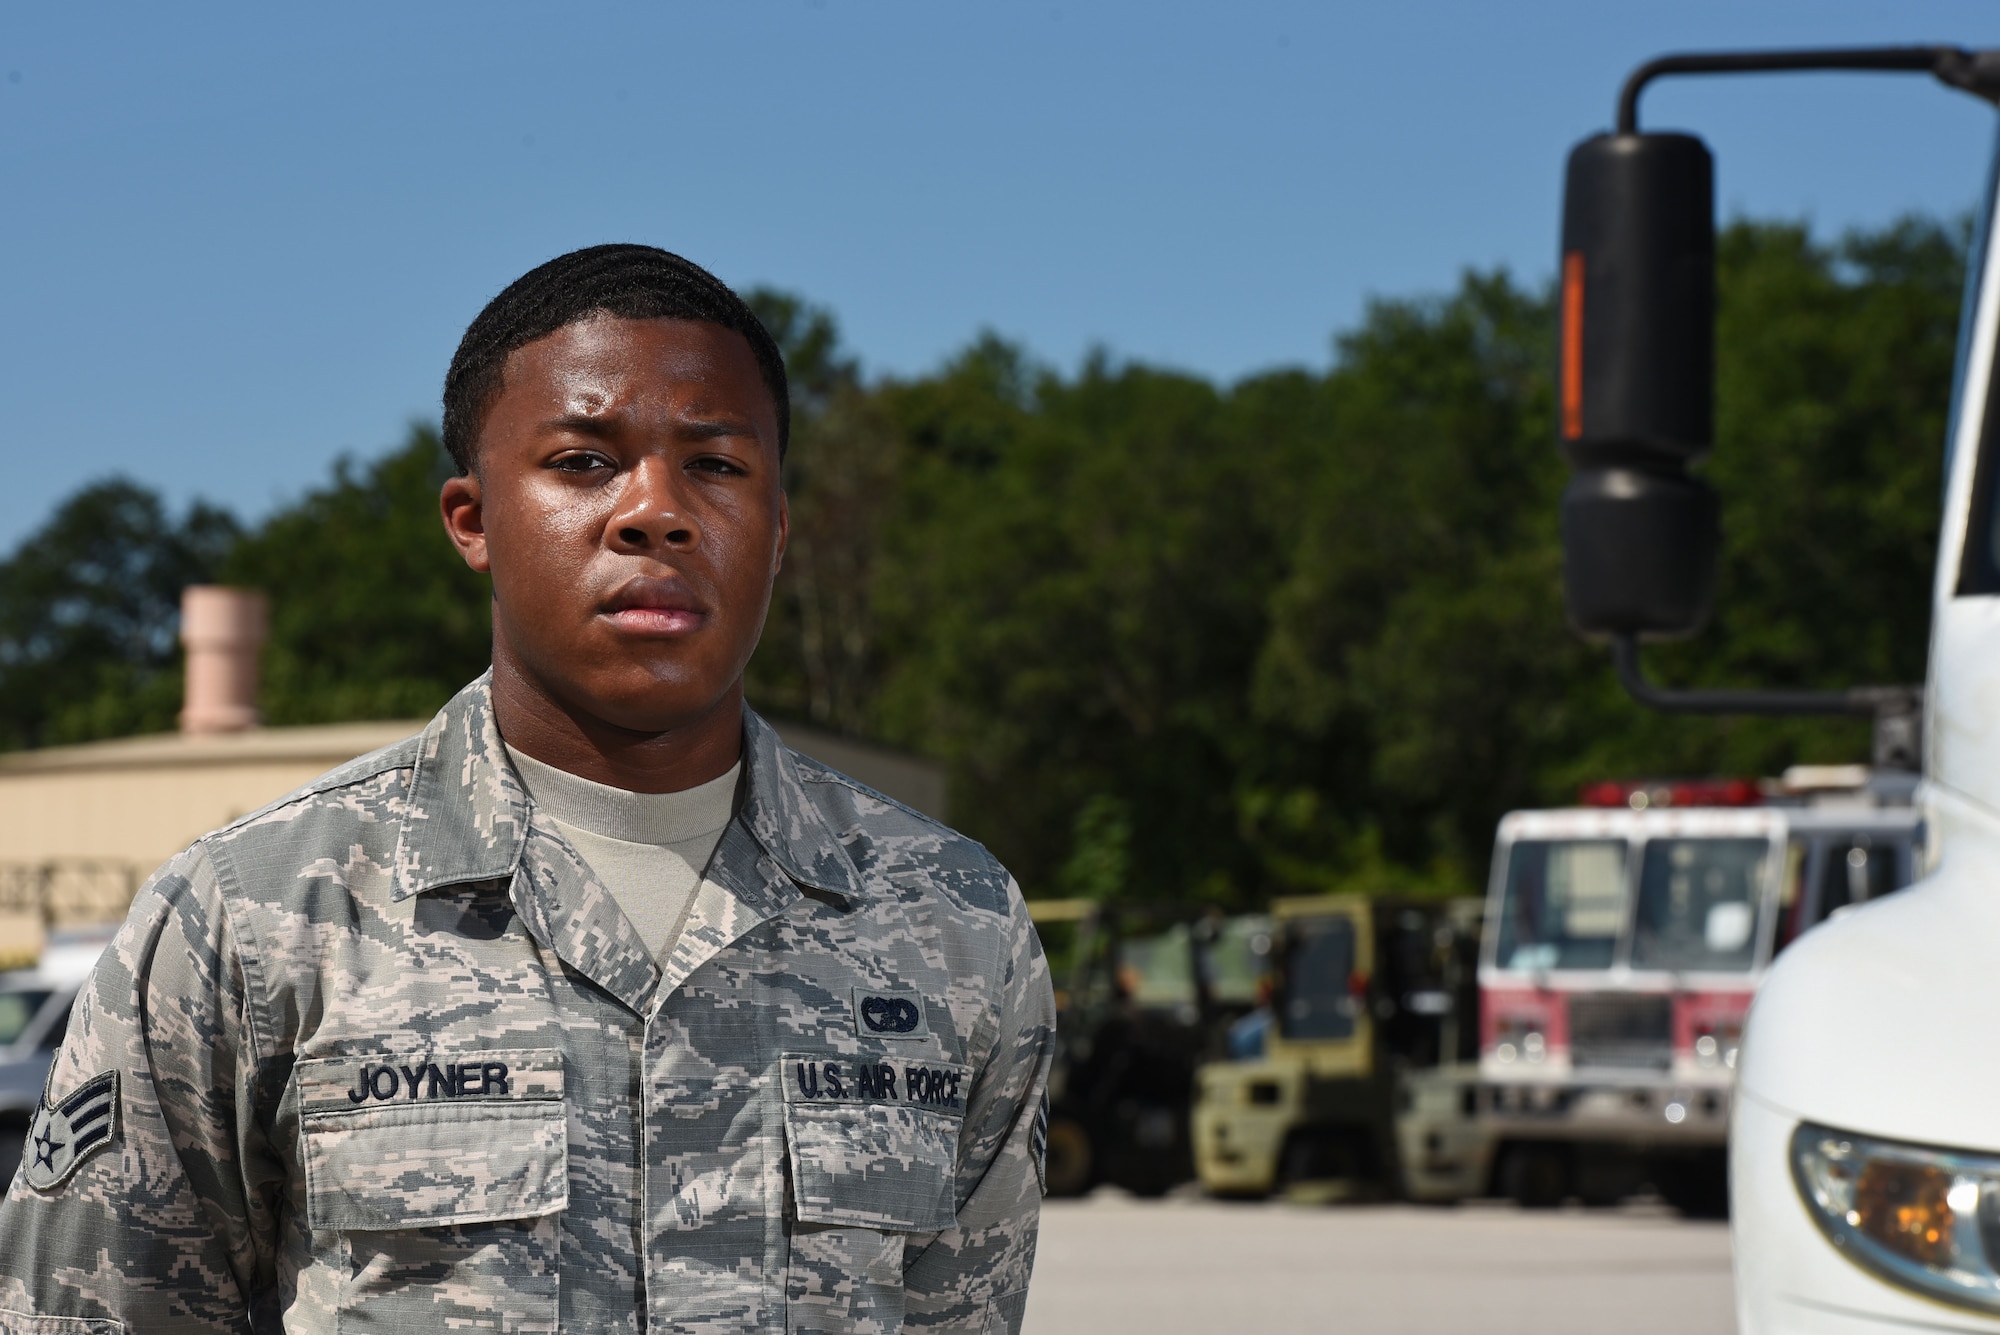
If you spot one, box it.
[1192,895,1489,1202]
[0,928,113,1184]
[1029,900,1273,1196]
[1480,775,1919,1214]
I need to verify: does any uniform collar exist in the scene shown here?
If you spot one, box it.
[389,673,867,904]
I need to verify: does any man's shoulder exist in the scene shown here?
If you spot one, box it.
[782,748,1016,918]
[196,730,425,873]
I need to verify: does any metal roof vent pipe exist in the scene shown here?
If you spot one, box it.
[179,586,268,735]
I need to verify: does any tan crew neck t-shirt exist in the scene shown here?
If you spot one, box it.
[504,745,740,961]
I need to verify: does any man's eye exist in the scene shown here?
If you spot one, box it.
[551,454,610,474]
[689,457,746,476]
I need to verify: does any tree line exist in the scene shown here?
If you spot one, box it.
[0,217,1964,905]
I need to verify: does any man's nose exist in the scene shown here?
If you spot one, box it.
[607,457,702,552]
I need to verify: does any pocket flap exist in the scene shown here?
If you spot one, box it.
[298,1048,567,1232]
[782,1053,963,1231]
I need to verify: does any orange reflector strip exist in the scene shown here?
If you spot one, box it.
[1561,251,1585,440]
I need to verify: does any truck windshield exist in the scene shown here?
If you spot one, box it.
[1116,925,1197,1008]
[0,990,51,1046]
[1493,839,1626,972]
[1279,914,1358,1041]
[1631,837,1770,972]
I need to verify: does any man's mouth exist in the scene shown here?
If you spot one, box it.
[602,579,708,636]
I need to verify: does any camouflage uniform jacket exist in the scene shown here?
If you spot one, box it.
[0,675,1055,1335]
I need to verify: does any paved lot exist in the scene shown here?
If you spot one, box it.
[1024,1193,1735,1335]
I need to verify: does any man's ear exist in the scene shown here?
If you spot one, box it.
[773,490,789,576]
[440,471,491,573]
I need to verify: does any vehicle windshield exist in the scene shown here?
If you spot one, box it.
[1279,913,1359,1041]
[1199,914,1274,1006]
[1116,925,1196,1008]
[0,990,51,1046]
[1631,837,1770,972]
[1493,839,1627,972]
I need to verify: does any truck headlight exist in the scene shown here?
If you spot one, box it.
[1492,1017,1548,1064]
[1791,1122,2000,1313]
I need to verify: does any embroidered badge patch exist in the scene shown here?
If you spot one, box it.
[851,986,930,1040]
[24,1070,118,1192]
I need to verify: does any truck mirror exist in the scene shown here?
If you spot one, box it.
[1559,131,1719,637]
[1559,132,1714,463]
[1561,466,1718,637]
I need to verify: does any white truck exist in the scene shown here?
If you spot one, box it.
[1552,43,2000,1331]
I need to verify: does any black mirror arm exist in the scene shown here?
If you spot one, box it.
[1610,633,1882,716]
[1611,633,1925,771]
[1617,46,2000,135]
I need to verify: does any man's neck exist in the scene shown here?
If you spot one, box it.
[489,657,746,795]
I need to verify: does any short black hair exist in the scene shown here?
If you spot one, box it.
[441,243,789,474]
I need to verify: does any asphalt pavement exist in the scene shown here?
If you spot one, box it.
[1024,1193,1736,1335]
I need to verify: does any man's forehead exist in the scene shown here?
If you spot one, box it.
[498,315,773,423]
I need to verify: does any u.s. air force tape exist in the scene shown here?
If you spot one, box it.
[24,1069,118,1192]
[784,1053,970,1116]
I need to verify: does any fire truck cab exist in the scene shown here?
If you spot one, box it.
[1482,775,1920,1213]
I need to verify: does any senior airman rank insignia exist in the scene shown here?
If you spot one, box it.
[23,1070,118,1192]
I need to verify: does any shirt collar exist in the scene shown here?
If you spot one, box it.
[390,672,867,904]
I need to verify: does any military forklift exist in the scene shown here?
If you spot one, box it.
[1029,899,1273,1196]
[1192,895,1491,1202]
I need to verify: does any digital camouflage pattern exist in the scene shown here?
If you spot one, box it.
[0,675,1055,1334]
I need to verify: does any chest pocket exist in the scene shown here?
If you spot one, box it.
[780,1052,964,1231]
[294,1048,567,1335]
[781,1053,966,1335]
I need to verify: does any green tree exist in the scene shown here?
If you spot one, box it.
[0,215,1963,914]
[0,481,238,749]
[221,425,491,723]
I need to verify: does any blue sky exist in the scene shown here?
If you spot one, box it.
[2,2,1997,549]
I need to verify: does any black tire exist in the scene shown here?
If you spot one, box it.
[1041,1116,1095,1198]
[1499,1143,1570,1209]
[1653,1152,1729,1219]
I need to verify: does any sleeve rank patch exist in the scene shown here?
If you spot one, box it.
[23,1069,119,1192]
[1031,1090,1050,1196]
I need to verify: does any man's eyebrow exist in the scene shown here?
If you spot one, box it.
[540,413,617,439]
[536,414,759,441]
[676,417,759,441]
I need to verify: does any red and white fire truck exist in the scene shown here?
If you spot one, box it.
[1478,770,1921,1213]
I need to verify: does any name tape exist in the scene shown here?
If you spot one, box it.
[294,1047,563,1112]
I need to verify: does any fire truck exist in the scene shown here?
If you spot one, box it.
[1480,773,1920,1214]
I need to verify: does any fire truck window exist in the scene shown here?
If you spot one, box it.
[1772,839,1812,955]
[1493,839,1626,972]
[1279,915,1358,1041]
[1632,838,1768,972]
[1816,835,1906,922]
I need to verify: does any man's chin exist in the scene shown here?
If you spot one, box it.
[554,673,741,740]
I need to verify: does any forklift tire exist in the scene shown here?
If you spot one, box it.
[1499,1143,1569,1209]
[1041,1116,1095,1198]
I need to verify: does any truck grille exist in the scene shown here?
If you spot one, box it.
[1567,993,1671,1070]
